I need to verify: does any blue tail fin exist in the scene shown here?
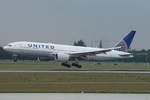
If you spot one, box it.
[115,30,136,52]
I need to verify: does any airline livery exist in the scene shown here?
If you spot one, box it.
[3,30,136,68]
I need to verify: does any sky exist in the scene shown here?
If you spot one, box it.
[0,0,149,50]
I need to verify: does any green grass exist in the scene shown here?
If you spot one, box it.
[0,61,149,70]
[0,72,150,93]
[0,61,149,93]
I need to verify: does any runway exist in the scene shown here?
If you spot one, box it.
[0,93,149,100]
[0,69,150,73]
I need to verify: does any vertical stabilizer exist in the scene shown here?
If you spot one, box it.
[115,30,136,52]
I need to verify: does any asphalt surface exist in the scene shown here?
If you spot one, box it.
[0,69,150,73]
[0,93,150,100]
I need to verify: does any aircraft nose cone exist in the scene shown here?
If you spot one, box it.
[3,46,8,51]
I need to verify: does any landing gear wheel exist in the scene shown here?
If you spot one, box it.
[61,62,71,68]
[72,63,82,68]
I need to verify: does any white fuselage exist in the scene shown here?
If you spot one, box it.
[3,41,133,61]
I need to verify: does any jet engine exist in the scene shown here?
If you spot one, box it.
[55,53,70,61]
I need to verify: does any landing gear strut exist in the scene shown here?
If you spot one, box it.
[12,54,18,62]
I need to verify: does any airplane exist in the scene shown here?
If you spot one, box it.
[2,30,136,68]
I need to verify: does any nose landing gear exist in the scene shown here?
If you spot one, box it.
[12,54,18,62]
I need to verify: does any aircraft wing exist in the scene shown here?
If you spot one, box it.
[70,47,120,56]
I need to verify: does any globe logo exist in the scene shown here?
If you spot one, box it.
[116,40,128,52]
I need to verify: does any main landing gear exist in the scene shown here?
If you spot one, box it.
[72,63,82,68]
[61,62,82,68]
[61,62,71,68]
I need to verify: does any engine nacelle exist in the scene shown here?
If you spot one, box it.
[56,53,70,61]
